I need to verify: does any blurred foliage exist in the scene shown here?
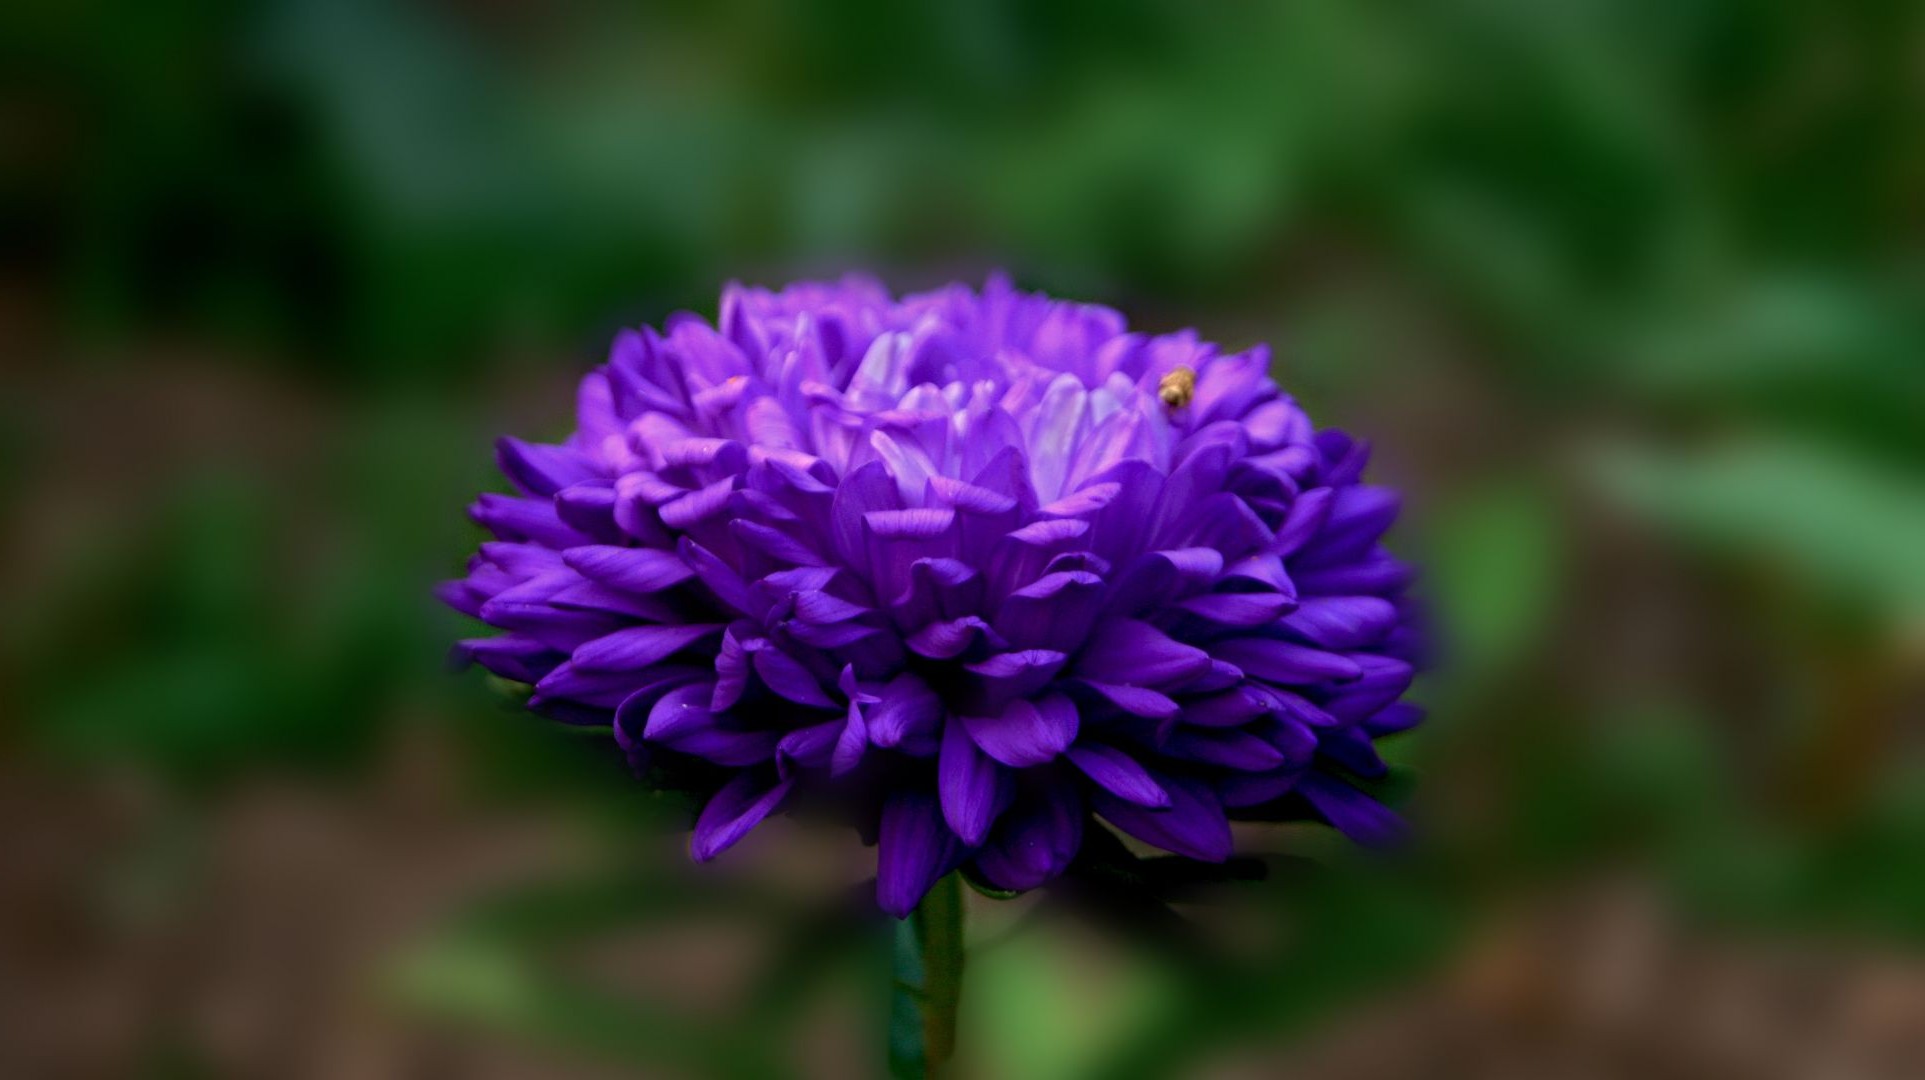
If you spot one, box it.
[4,0,1923,1076]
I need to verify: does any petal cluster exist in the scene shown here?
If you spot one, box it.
[442,274,1422,916]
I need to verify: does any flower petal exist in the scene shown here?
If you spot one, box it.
[939,716,1009,846]
[1299,771,1407,847]
[1092,774,1231,862]
[960,694,1079,768]
[1067,744,1170,808]
[1073,618,1210,687]
[974,785,1084,892]
[876,790,965,919]
[563,545,696,593]
[690,771,793,862]
[572,623,724,672]
[1213,637,1362,684]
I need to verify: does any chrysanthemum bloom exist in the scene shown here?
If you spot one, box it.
[442,274,1421,918]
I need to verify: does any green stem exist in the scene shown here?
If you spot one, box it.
[890,873,964,1077]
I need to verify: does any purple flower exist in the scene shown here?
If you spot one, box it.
[442,274,1423,917]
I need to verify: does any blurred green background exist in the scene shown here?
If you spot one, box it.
[3,1,1923,1076]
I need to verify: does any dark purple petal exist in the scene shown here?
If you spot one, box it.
[534,661,653,708]
[572,623,723,672]
[963,648,1068,711]
[437,579,486,619]
[1164,728,1287,772]
[751,645,837,708]
[730,518,825,566]
[775,719,841,775]
[1067,744,1170,808]
[985,517,1091,599]
[1187,659,1247,693]
[555,482,622,542]
[974,786,1084,892]
[1299,771,1407,847]
[1291,552,1415,596]
[876,791,965,919]
[1092,774,1232,862]
[1075,681,1180,720]
[960,694,1079,768]
[993,570,1105,651]
[497,437,601,497]
[893,557,982,628]
[1278,596,1399,649]
[786,588,871,625]
[690,772,793,861]
[1295,486,1399,566]
[866,673,943,752]
[1318,725,1388,778]
[1079,460,1165,566]
[1106,548,1223,615]
[829,460,902,565]
[1179,687,1271,728]
[455,636,561,684]
[906,615,1001,660]
[1073,618,1210,687]
[1321,654,1416,720]
[643,683,780,766]
[831,700,868,776]
[614,669,711,742]
[1175,590,1296,627]
[470,493,588,548]
[1177,492,1273,559]
[1217,769,1301,808]
[1222,552,1295,594]
[550,579,678,622]
[1364,702,1426,737]
[1271,487,1334,557]
[1213,637,1363,684]
[563,545,696,593]
[678,538,767,619]
[939,716,1009,845]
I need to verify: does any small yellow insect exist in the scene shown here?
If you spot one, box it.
[1158,365,1197,410]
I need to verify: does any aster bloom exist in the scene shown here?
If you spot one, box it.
[442,274,1421,920]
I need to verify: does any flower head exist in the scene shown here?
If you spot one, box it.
[442,274,1422,916]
